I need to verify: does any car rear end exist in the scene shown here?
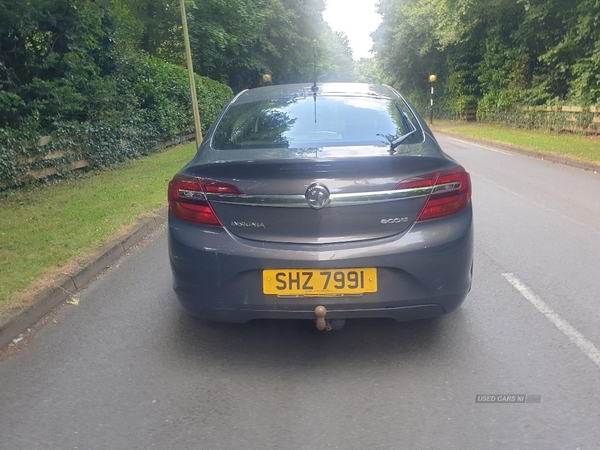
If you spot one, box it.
[168,83,473,322]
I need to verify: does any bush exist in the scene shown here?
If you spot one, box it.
[0,55,232,189]
[476,90,520,123]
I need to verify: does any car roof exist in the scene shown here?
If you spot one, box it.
[233,83,397,105]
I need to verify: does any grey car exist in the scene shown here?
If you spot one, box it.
[168,83,473,326]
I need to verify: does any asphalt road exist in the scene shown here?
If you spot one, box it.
[2,133,600,450]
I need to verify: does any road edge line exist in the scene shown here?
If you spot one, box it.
[446,137,514,155]
[502,273,600,370]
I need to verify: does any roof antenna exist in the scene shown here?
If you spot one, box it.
[311,41,318,124]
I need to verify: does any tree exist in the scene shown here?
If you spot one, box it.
[354,57,387,84]
[372,0,600,116]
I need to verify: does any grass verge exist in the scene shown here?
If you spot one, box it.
[433,121,600,164]
[0,143,196,315]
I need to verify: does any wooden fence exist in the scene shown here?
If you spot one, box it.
[464,104,477,122]
[24,133,195,182]
[460,104,600,134]
[521,105,600,134]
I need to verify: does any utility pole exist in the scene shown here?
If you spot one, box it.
[180,0,203,148]
[429,74,437,125]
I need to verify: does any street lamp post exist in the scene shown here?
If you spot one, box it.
[429,74,437,125]
[180,0,203,148]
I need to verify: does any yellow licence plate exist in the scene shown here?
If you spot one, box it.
[263,268,377,296]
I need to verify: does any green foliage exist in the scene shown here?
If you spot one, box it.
[121,0,354,90]
[0,0,241,187]
[2,0,355,188]
[354,58,390,85]
[195,74,236,130]
[374,0,600,122]
[317,31,355,82]
[0,52,232,188]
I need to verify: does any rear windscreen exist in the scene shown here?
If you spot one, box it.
[212,95,423,150]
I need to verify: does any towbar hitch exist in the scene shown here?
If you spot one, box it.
[314,306,345,331]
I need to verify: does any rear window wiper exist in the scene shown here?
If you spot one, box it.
[390,104,418,151]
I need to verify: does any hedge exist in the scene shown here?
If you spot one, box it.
[0,55,233,189]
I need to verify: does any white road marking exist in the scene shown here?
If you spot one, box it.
[447,137,513,155]
[502,273,600,370]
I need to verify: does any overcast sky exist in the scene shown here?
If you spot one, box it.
[322,0,382,60]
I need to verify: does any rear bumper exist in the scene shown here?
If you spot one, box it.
[173,304,451,323]
[168,205,473,322]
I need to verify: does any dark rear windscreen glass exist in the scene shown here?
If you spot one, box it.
[212,95,422,150]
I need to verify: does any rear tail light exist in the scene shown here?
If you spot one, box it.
[395,166,471,221]
[168,174,243,225]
